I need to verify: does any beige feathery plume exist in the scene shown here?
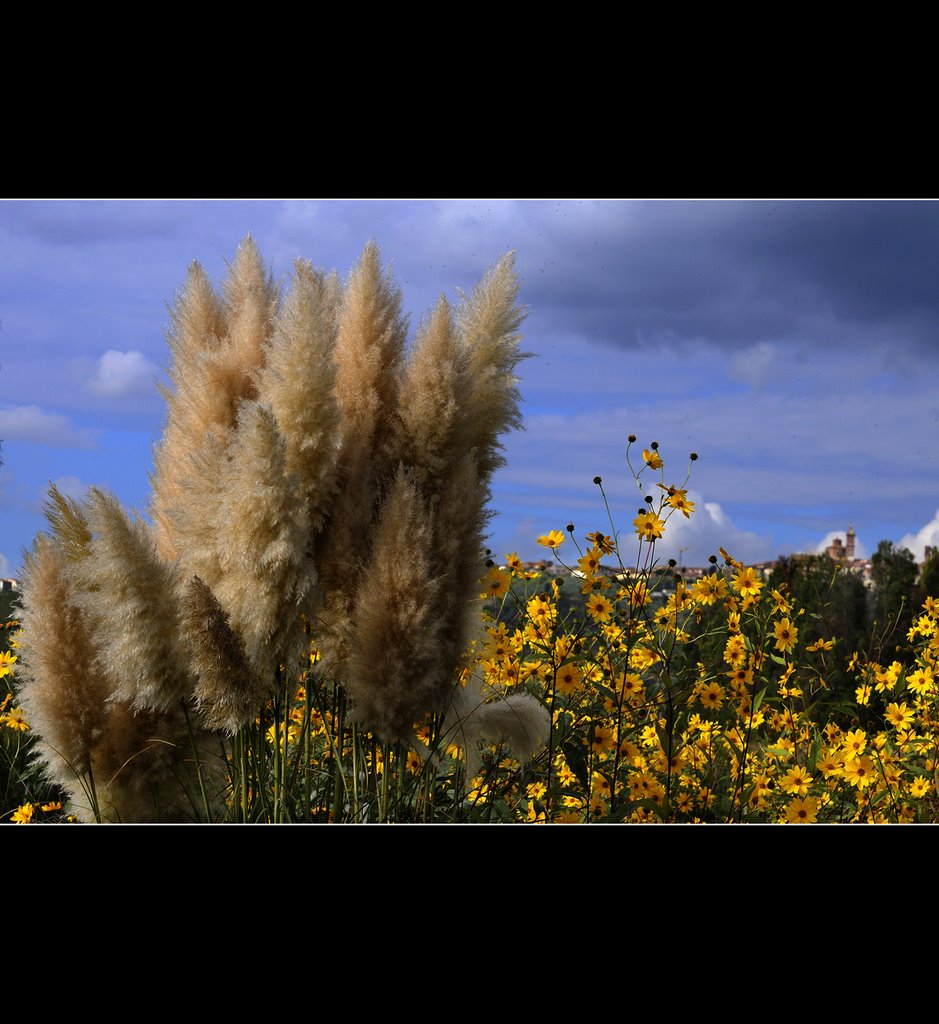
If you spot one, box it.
[444,665,551,787]
[15,535,222,822]
[332,241,407,460]
[71,487,191,713]
[42,483,93,564]
[208,401,315,684]
[391,295,470,489]
[254,258,341,533]
[343,466,444,737]
[165,428,230,591]
[422,450,492,672]
[16,533,114,785]
[73,701,227,824]
[454,252,528,481]
[150,260,227,561]
[181,575,265,735]
[151,236,279,562]
[221,235,280,402]
[332,252,527,740]
[315,241,409,675]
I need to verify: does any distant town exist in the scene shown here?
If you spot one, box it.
[510,526,937,591]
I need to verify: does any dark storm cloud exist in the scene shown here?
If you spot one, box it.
[516,200,939,353]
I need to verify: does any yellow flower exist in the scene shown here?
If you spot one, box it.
[590,725,616,755]
[816,749,844,778]
[577,545,603,578]
[0,651,16,677]
[780,764,812,795]
[874,660,903,692]
[907,666,935,695]
[692,573,728,605]
[731,566,764,598]
[586,592,614,623]
[784,796,818,823]
[726,666,754,688]
[698,681,725,710]
[843,755,876,789]
[668,492,695,518]
[537,530,565,549]
[885,702,915,731]
[555,663,582,696]
[624,579,651,607]
[642,447,664,470]
[724,634,748,668]
[806,638,834,652]
[10,803,33,824]
[910,776,932,799]
[1,708,29,732]
[841,728,867,760]
[773,617,798,654]
[633,511,665,542]
[586,532,616,556]
[505,552,524,573]
[481,566,511,599]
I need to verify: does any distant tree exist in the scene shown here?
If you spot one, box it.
[871,540,920,648]
[0,587,19,621]
[918,550,939,600]
[768,555,869,705]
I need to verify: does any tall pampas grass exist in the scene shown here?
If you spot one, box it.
[16,532,224,822]
[14,236,548,821]
[151,237,277,563]
[73,487,191,713]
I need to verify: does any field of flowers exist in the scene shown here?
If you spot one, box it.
[4,437,937,824]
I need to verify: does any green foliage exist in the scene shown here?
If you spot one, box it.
[767,555,868,705]
[871,540,920,646]
[0,588,19,623]
[919,551,939,600]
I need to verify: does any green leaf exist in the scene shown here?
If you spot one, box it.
[752,686,767,715]
[561,738,590,793]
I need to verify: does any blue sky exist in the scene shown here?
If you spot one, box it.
[2,198,939,578]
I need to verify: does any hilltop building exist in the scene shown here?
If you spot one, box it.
[825,526,856,563]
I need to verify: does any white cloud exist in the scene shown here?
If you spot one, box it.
[650,496,772,567]
[0,553,10,577]
[51,475,90,502]
[728,341,778,390]
[814,530,869,561]
[88,350,158,398]
[0,405,96,447]
[900,509,939,562]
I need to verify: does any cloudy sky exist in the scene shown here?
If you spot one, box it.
[2,199,938,578]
